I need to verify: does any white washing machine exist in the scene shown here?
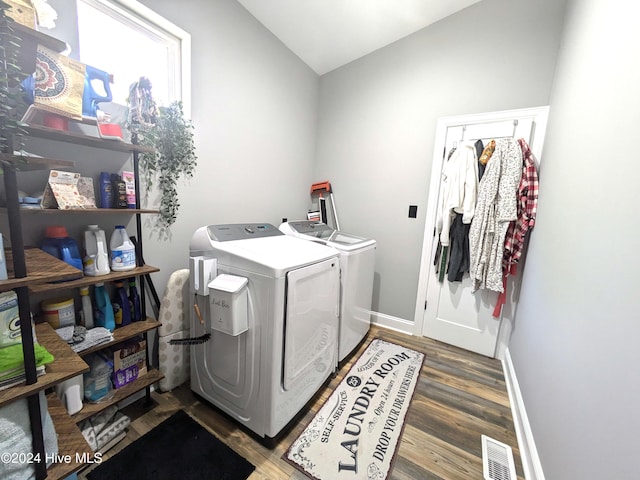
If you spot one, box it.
[189,223,340,439]
[279,221,376,362]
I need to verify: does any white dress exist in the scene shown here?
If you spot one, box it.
[469,138,522,292]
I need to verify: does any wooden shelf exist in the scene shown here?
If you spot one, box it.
[0,323,89,408]
[0,153,75,171]
[71,368,164,423]
[5,207,160,215]
[13,23,67,54]
[29,264,160,294]
[13,23,68,77]
[0,248,83,293]
[46,392,93,480]
[24,124,155,153]
[77,319,161,357]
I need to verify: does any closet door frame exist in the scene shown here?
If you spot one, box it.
[413,106,549,359]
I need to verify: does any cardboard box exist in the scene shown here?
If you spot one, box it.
[112,339,147,389]
[41,170,97,209]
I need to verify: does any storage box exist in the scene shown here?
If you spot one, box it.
[112,340,147,389]
[208,274,248,336]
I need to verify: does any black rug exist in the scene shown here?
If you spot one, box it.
[87,410,255,480]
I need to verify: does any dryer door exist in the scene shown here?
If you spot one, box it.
[283,257,339,390]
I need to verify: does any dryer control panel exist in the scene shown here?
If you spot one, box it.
[207,223,283,241]
[282,220,334,239]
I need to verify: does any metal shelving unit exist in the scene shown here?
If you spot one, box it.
[0,23,164,480]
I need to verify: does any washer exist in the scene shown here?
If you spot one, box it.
[189,223,340,439]
[279,220,376,362]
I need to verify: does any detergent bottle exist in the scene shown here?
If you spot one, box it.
[82,225,110,276]
[41,226,84,278]
[112,281,131,328]
[82,65,113,118]
[93,283,115,332]
[110,225,136,271]
[80,286,94,329]
[128,278,142,322]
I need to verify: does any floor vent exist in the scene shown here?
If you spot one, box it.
[481,434,517,480]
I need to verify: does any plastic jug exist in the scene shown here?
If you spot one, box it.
[94,283,115,332]
[82,65,113,118]
[80,286,94,329]
[83,225,110,276]
[110,225,136,271]
[54,375,84,415]
[41,226,83,276]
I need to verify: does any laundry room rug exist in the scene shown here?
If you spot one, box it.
[87,410,255,480]
[285,338,424,480]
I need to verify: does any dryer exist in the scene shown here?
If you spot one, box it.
[279,221,376,362]
[189,223,340,439]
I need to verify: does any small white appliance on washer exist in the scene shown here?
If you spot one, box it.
[189,223,340,439]
[279,220,376,362]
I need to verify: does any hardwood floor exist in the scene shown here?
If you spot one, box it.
[80,325,524,480]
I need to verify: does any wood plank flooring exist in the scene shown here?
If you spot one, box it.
[79,326,524,479]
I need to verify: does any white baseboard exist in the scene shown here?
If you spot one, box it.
[371,311,414,335]
[503,349,545,480]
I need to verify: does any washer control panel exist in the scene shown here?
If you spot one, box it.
[207,223,283,241]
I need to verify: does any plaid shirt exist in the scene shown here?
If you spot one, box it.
[503,138,539,269]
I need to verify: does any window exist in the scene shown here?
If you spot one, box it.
[76,0,191,115]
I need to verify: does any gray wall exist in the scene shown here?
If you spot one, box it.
[314,0,566,321]
[509,0,640,478]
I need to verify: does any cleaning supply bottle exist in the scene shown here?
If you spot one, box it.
[110,225,136,271]
[128,278,142,322]
[94,283,115,332]
[82,225,110,276]
[41,226,84,277]
[111,173,127,208]
[80,286,94,329]
[112,281,131,327]
[99,172,113,209]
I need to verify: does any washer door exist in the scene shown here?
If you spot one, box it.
[283,257,339,390]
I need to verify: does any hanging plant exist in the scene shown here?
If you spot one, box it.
[0,1,28,154]
[128,78,197,239]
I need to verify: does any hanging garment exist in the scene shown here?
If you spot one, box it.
[469,137,523,292]
[502,138,539,269]
[493,138,539,317]
[447,213,471,282]
[474,139,486,181]
[434,141,478,283]
[435,141,479,247]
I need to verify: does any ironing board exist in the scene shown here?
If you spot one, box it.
[157,269,190,392]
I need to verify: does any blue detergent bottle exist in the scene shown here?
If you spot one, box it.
[93,283,115,332]
[128,278,142,322]
[112,281,131,327]
[41,226,83,279]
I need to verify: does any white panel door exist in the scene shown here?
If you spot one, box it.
[416,107,548,357]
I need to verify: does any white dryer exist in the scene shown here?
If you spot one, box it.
[189,223,340,439]
[279,221,376,362]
